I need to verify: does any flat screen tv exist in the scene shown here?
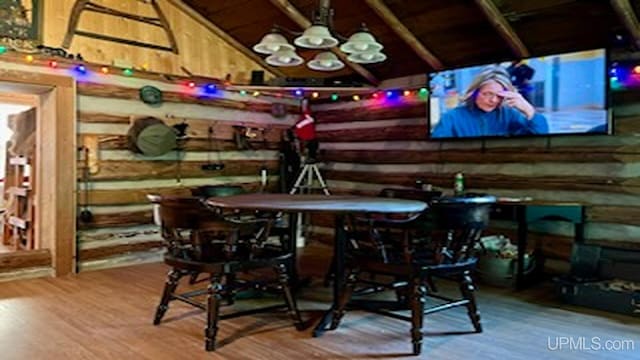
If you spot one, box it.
[427,48,610,139]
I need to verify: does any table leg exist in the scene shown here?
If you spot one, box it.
[313,214,346,337]
[287,212,298,283]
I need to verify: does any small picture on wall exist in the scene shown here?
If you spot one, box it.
[0,0,42,42]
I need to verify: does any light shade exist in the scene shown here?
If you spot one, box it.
[266,49,304,66]
[294,25,339,49]
[347,51,387,64]
[307,52,345,71]
[253,32,295,54]
[340,30,383,54]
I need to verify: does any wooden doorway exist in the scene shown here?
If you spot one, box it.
[0,103,37,253]
[0,71,76,277]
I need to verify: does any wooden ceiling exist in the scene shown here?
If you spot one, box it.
[182,0,634,85]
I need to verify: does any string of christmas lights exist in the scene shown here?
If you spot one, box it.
[0,45,433,102]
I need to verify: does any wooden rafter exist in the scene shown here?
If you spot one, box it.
[166,0,285,78]
[474,0,529,58]
[363,0,443,70]
[268,0,379,85]
[611,0,640,49]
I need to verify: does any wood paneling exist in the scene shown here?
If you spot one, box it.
[42,0,272,83]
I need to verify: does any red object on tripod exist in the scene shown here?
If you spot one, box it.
[294,113,316,141]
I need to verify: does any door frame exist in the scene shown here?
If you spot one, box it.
[0,70,76,276]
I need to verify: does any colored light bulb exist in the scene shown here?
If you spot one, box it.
[330,93,339,101]
[204,84,217,93]
[123,68,133,76]
[101,66,109,74]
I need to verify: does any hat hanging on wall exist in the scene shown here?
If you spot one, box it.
[139,85,163,105]
[127,117,177,157]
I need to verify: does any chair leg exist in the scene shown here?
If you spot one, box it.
[330,267,358,330]
[460,271,482,333]
[188,271,201,284]
[153,269,182,325]
[275,263,304,330]
[205,275,223,351]
[410,277,426,355]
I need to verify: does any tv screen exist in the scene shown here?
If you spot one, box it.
[428,48,609,139]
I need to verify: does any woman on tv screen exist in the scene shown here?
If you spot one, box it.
[429,49,609,139]
[431,65,548,138]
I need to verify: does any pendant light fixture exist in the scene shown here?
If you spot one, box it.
[252,0,386,71]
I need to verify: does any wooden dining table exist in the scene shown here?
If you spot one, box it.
[205,193,428,336]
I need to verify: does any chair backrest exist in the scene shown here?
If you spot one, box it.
[429,195,495,265]
[157,196,206,230]
[192,185,246,198]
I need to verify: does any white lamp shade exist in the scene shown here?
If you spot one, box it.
[347,51,387,64]
[266,49,304,66]
[307,52,345,71]
[294,25,339,49]
[340,30,383,53]
[253,32,294,54]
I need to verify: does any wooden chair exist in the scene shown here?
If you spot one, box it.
[148,195,303,351]
[324,188,442,286]
[191,185,246,198]
[332,195,495,355]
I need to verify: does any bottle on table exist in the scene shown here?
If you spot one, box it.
[454,172,465,196]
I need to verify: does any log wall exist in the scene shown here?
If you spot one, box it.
[311,56,640,266]
[0,52,298,278]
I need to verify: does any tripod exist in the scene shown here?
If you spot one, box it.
[287,159,330,247]
[289,159,330,195]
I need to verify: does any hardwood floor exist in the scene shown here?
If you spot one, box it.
[0,242,638,360]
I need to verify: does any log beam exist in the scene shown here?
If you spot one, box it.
[474,0,529,58]
[268,0,379,85]
[611,0,640,49]
[363,0,443,69]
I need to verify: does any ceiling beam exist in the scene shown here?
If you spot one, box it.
[363,0,443,70]
[611,0,640,49]
[474,0,530,58]
[165,0,286,78]
[268,0,380,85]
